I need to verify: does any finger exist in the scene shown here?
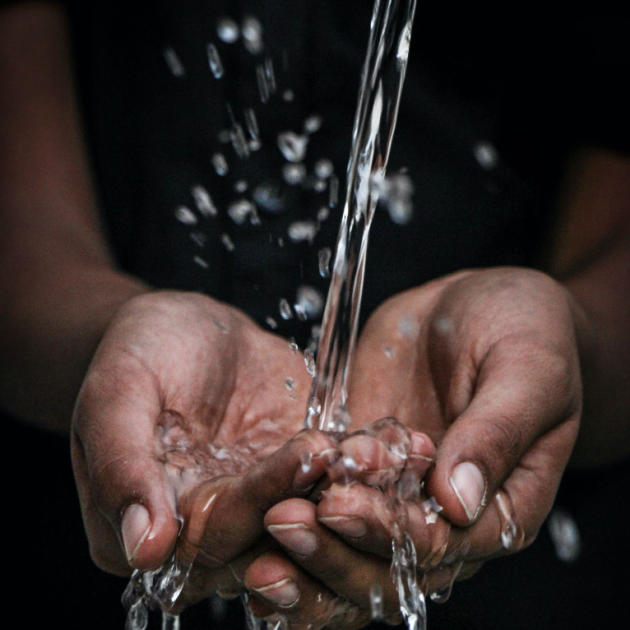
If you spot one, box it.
[71,432,131,576]
[73,356,180,571]
[178,430,339,569]
[316,482,451,569]
[264,498,402,618]
[245,551,371,630]
[426,336,580,526]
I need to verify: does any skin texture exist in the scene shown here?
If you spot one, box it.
[1,5,630,629]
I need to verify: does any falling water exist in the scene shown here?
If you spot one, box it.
[307,0,417,433]
[304,0,425,628]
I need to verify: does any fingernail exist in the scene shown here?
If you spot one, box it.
[252,578,300,608]
[121,504,152,563]
[450,462,486,522]
[267,523,318,556]
[318,516,367,538]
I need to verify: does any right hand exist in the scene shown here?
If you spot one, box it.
[71,291,337,606]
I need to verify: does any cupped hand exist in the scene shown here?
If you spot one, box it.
[71,291,337,606]
[245,268,582,627]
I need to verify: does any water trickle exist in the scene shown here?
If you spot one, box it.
[264,58,277,94]
[207,44,224,78]
[164,47,186,77]
[191,186,218,217]
[303,1,423,628]
[175,206,198,226]
[277,131,309,163]
[212,153,229,176]
[217,17,240,44]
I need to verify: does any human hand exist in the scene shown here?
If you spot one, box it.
[244,268,582,626]
[70,291,337,608]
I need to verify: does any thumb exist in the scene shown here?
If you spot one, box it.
[72,357,180,573]
[425,338,580,528]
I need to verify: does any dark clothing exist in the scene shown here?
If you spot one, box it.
[2,1,630,628]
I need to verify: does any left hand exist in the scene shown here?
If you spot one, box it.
[243,268,582,628]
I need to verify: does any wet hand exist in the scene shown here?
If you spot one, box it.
[70,291,335,605]
[246,268,582,626]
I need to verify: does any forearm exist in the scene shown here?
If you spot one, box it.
[548,148,630,467]
[0,249,148,432]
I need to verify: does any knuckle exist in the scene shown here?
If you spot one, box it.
[479,415,524,480]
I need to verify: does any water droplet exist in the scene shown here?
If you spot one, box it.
[163,47,185,77]
[175,206,197,225]
[295,285,324,320]
[396,21,412,68]
[256,65,271,104]
[304,349,316,377]
[218,129,233,144]
[264,57,277,94]
[242,16,264,55]
[221,234,235,251]
[317,207,330,223]
[473,141,499,170]
[249,138,263,151]
[191,185,218,217]
[190,232,207,247]
[282,163,307,185]
[207,43,224,78]
[377,172,414,225]
[279,299,293,320]
[283,89,295,102]
[285,377,296,391]
[547,507,581,562]
[278,131,309,162]
[288,220,318,244]
[314,159,334,180]
[313,179,327,193]
[300,451,313,473]
[289,338,299,354]
[253,182,285,213]
[234,180,249,193]
[265,316,278,329]
[126,601,148,630]
[318,247,332,278]
[329,175,339,208]
[495,490,525,551]
[244,108,260,140]
[304,115,323,134]
[212,153,229,176]
[370,584,384,620]
[227,199,257,225]
[217,17,240,44]
[384,345,394,358]
[231,123,250,159]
